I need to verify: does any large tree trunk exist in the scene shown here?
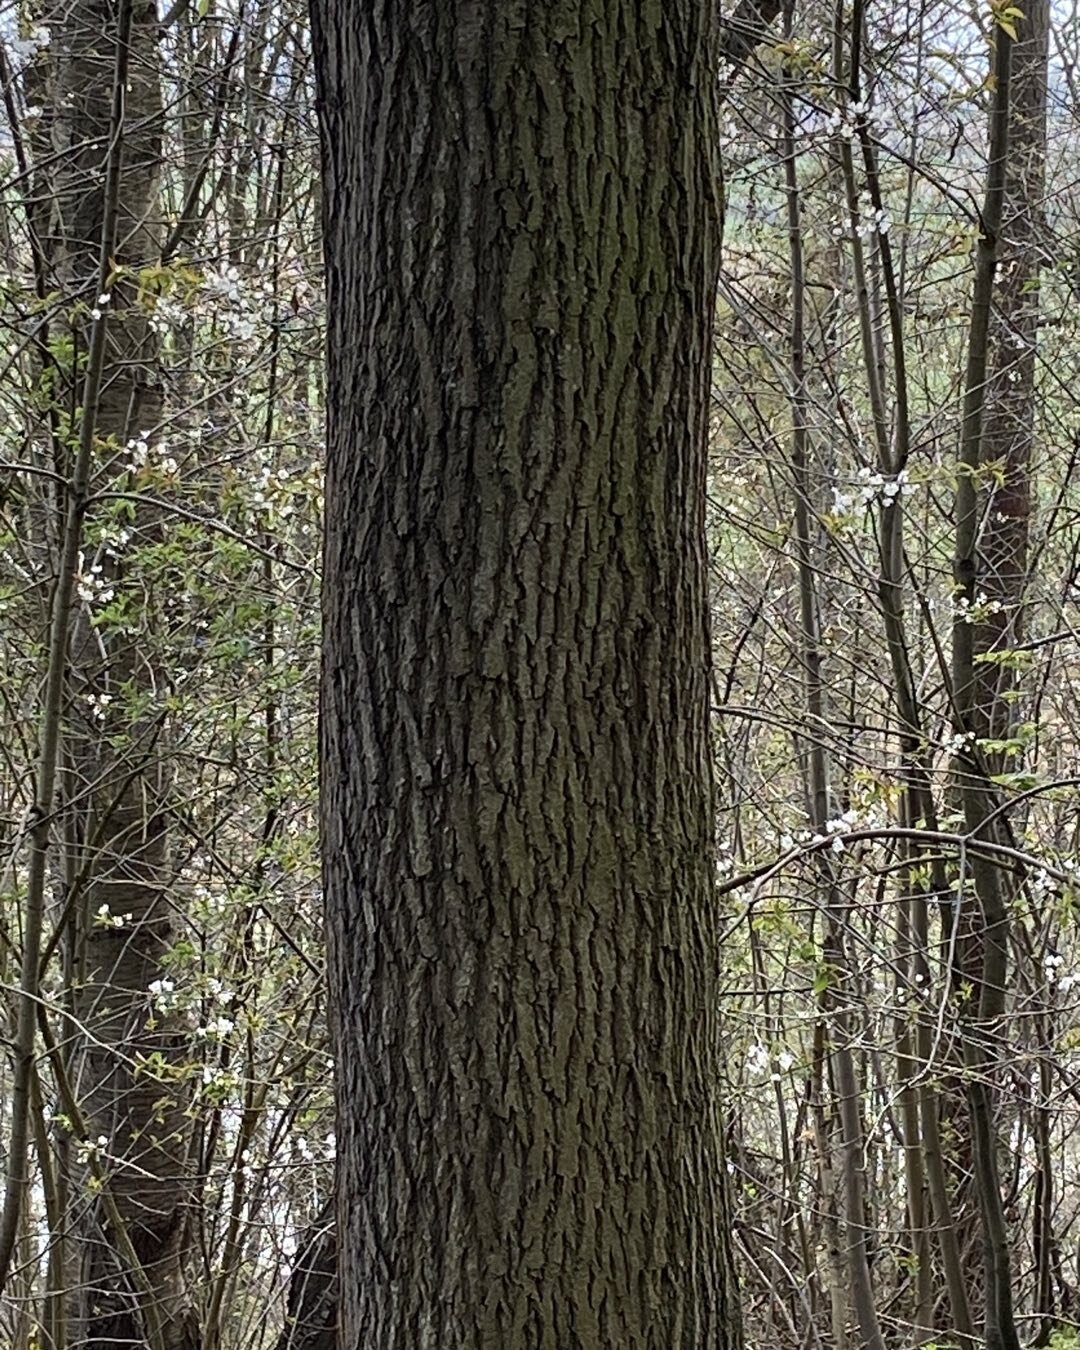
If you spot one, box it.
[313,2,740,1346]
[45,3,196,1346]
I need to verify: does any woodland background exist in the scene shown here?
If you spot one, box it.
[0,0,1077,1347]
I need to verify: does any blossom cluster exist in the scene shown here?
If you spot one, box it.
[746,1043,796,1080]
[832,467,914,512]
[94,903,132,929]
[76,560,115,606]
[823,98,875,142]
[780,807,869,855]
[953,591,1004,624]
[126,433,179,478]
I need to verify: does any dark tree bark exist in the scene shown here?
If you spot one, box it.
[962,7,1048,1347]
[312,2,740,1346]
[974,0,1049,748]
[951,14,1024,1350]
[43,3,197,1346]
[275,1200,337,1350]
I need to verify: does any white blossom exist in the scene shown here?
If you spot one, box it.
[196,1016,236,1040]
[745,1044,770,1076]
[94,904,132,929]
[76,1135,108,1164]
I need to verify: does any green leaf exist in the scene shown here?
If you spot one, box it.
[812,964,832,996]
[973,647,1033,670]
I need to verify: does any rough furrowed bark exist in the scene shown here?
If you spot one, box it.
[313,2,739,1346]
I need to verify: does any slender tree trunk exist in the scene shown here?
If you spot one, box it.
[829,0,975,1331]
[43,4,197,1346]
[313,2,740,1345]
[974,0,1048,750]
[951,17,1021,1350]
[969,9,1049,1345]
[810,1023,850,1350]
[781,46,884,1350]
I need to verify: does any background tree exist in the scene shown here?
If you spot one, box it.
[0,2,328,1346]
[714,0,1080,1345]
